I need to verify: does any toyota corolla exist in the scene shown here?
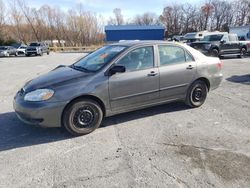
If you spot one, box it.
[13,41,223,135]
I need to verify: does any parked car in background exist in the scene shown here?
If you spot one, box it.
[0,46,18,57]
[16,45,27,56]
[190,32,246,58]
[14,41,223,136]
[26,42,50,56]
[184,31,209,45]
[172,35,185,42]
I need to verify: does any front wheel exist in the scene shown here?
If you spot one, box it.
[63,99,103,136]
[211,49,219,57]
[185,80,208,108]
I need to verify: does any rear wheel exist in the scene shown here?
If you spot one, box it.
[185,80,208,108]
[63,99,103,136]
[211,49,219,57]
[239,47,247,58]
[47,51,50,55]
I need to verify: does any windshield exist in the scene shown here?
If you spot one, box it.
[29,43,40,46]
[73,45,127,72]
[0,47,8,50]
[202,34,223,41]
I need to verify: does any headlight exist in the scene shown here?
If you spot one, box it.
[24,89,54,102]
[204,44,211,50]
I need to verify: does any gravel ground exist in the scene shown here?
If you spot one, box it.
[0,53,250,188]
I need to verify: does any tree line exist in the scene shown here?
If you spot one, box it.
[0,0,249,46]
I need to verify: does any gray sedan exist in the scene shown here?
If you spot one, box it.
[13,41,223,135]
[0,46,17,57]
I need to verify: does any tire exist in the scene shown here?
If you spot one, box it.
[211,49,219,57]
[15,52,18,56]
[239,47,247,58]
[63,99,103,136]
[185,80,208,108]
[47,51,50,55]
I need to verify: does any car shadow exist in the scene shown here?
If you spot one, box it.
[226,74,250,85]
[0,102,189,152]
[102,102,189,127]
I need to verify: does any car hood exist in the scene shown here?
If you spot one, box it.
[27,46,39,49]
[24,66,93,92]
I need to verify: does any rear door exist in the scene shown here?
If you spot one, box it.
[228,34,241,54]
[219,34,231,54]
[157,45,196,100]
[108,46,159,111]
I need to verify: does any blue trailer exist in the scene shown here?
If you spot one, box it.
[105,25,165,42]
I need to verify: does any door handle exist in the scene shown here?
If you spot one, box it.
[147,71,158,76]
[186,65,194,70]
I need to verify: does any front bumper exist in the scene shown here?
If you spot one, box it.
[13,94,67,127]
[26,51,39,55]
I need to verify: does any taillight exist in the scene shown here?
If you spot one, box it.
[217,60,223,69]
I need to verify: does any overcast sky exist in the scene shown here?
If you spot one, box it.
[26,0,201,20]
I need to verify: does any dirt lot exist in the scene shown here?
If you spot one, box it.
[0,53,250,188]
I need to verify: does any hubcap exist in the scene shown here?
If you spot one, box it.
[192,87,203,102]
[73,106,95,128]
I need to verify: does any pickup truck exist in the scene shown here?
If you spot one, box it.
[190,32,247,58]
[26,42,50,56]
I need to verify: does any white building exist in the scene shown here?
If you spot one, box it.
[229,25,250,40]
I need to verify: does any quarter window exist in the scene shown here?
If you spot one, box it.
[117,46,154,72]
[185,51,194,62]
[158,45,186,65]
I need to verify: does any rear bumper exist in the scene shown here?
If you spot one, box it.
[13,96,67,127]
[210,73,223,90]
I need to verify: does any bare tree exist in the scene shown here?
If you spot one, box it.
[201,3,214,30]
[234,0,250,26]
[133,12,159,25]
[108,8,124,25]
[0,0,5,39]
[160,5,183,36]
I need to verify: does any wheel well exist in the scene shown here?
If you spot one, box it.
[61,95,106,124]
[212,47,219,52]
[196,77,210,91]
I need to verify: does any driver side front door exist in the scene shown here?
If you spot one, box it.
[108,46,159,112]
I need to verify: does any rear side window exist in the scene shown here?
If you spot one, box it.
[229,34,238,41]
[158,45,186,66]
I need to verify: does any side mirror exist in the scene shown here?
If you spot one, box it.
[109,65,126,75]
[220,39,226,44]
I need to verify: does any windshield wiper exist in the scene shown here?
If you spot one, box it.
[70,65,92,72]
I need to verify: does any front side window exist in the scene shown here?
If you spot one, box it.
[158,45,186,66]
[73,45,127,72]
[116,46,154,72]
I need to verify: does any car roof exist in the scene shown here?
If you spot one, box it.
[109,40,185,47]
